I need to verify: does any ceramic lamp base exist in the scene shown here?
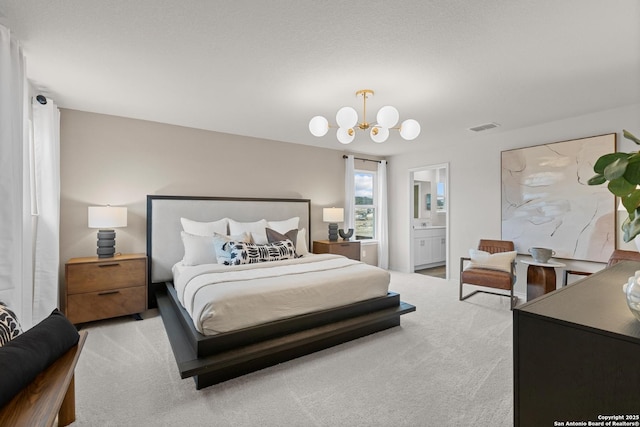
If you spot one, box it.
[328,223,339,241]
[96,229,116,258]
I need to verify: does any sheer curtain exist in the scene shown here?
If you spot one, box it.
[0,24,30,323]
[376,160,389,269]
[0,24,60,328]
[344,155,355,233]
[31,98,61,324]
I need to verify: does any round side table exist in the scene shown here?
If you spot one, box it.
[520,259,566,301]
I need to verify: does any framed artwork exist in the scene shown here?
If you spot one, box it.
[501,133,616,262]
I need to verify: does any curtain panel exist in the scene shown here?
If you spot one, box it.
[0,24,61,328]
[0,24,30,323]
[376,160,388,269]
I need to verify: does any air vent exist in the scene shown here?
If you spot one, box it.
[468,122,500,132]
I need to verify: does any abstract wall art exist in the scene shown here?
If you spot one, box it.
[501,133,616,262]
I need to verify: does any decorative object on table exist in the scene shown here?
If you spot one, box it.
[502,133,616,263]
[528,247,555,263]
[338,228,353,241]
[88,205,127,258]
[323,207,344,241]
[588,130,640,244]
[308,89,420,144]
[623,271,640,322]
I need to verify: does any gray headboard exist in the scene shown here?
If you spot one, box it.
[146,195,311,292]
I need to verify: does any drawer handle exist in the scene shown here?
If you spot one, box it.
[98,290,120,296]
[98,263,120,268]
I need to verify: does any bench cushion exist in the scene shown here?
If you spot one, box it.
[0,309,79,407]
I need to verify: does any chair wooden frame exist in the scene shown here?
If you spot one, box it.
[459,239,517,309]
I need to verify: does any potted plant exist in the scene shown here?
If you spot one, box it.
[588,130,640,242]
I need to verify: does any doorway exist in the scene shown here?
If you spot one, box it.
[410,163,449,279]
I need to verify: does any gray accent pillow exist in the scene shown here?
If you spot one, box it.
[266,228,298,254]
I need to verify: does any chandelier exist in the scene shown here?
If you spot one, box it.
[308,89,420,144]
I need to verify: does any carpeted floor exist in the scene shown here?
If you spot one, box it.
[73,272,513,427]
[415,265,447,279]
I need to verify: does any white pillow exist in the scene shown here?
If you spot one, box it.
[228,219,268,244]
[181,231,217,266]
[296,228,309,256]
[465,249,516,273]
[181,217,228,236]
[212,232,250,264]
[267,217,300,234]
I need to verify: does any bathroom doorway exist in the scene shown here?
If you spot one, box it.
[410,163,449,279]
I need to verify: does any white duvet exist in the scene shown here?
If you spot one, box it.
[172,254,390,335]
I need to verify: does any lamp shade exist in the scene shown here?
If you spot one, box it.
[88,206,127,228]
[399,119,421,140]
[323,207,344,223]
[309,115,329,137]
[376,106,399,128]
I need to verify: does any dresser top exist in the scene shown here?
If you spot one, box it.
[516,260,640,341]
[66,253,146,264]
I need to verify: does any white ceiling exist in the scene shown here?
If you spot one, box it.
[1,0,639,156]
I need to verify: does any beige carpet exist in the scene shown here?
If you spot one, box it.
[73,272,513,426]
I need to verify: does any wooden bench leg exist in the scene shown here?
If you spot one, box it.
[57,375,76,427]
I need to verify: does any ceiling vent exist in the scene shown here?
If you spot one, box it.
[468,122,500,132]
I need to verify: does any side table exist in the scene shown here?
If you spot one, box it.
[520,259,566,301]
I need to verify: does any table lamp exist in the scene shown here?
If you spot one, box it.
[88,206,127,258]
[323,207,344,241]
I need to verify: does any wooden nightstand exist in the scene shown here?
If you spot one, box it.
[64,253,147,324]
[312,240,361,261]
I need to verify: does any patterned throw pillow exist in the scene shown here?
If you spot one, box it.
[225,240,296,265]
[0,302,22,347]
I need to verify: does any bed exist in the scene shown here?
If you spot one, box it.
[147,195,415,389]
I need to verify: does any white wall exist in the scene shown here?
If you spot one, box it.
[388,103,640,299]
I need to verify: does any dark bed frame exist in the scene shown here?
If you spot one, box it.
[147,195,415,389]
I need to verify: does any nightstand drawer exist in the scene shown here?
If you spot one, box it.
[67,286,146,324]
[66,258,146,294]
[312,240,361,261]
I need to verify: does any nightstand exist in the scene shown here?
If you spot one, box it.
[64,253,147,324]
[312,240,361,261]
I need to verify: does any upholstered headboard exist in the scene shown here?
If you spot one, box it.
[146,195,311,304]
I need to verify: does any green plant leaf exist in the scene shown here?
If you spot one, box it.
[624,212,640,242]
[593,152,629,174]
[604,157,628,180]
[608,177,635,197]
[587,174,606,185]
[624,159,640,184]
[624,129,640,145]
[622,191,640,214]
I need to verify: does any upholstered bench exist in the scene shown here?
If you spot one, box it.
[0,307,86,427]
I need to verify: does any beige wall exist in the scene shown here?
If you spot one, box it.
[59,109,379,280]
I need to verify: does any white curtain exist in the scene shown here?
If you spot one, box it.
[344,155,355,233]
[0,24,30,323]
[376,160,389,269]
[0,24,60,328]
[31,98,61,324]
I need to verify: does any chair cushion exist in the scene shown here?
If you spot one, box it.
[466,249,516,273]
[461,268,513,290]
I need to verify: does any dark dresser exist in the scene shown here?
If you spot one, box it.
[513,260,640,426]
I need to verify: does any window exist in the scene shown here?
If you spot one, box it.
[354,170,376,240]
